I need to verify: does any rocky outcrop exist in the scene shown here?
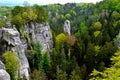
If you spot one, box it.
[35,23,53,52]
[64,20,71,36]
[0,70,10,80]
[0,61,10,80]
[0,28,29,80]
[0,61,5,70]
[0,20,53,80]
[24,22,53,52]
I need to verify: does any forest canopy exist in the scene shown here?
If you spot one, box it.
[0,0,120,80]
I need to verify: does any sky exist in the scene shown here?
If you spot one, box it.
[0,0,103,6]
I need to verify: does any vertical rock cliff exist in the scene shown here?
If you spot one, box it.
[0,21,53,79]
[0,28,29,80]
[24,22,53,52]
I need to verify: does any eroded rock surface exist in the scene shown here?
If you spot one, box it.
[64,20,71,36]
[0,28,29,80]
[0,69,10,80]
[25,22,53,52]
[0,61,10,80]
[0,61,5,70]
[0,21,53,80]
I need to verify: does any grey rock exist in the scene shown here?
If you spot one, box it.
[0,69,10,80]
[35,23,53,52]
[64,20,71,36]
[1,28,21,46]
[0,21,53,80]
[25,22,53,52]
[0,61,10,80]
[0,61,5,70]
[12,46,29,80]
[0,28,29,80]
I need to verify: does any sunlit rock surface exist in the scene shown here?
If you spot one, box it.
[0,28,29,80]
[0,61,10,80]
[25,22,53,52]
[64,20,71,36]
[0,61,5,70]
[0,21,53,80]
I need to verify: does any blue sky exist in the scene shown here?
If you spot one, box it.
[0,0,103,6]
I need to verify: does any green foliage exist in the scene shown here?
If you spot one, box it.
[69,64,82,80]
[0,6,13,17]
[0,20,6,28]
[31,69,45,80]
[61,15,66,20]
[24,32,29,39]
[112,11,120,20]
[11,4,48,25]
[3,51,20,80]
[90,51,120,80]
[94,45,101,56]
[32,41,42,70]
[1,0,119,79]
[71,10,77,16]
[11,14,23,31]
[56,33,67,49]
[32,41,51,75]
[80,22,88,33]
[12,6,24,16]
[42,50,51,74]
[94,31,101,38]
[27,8,37,21]
[56,66,67,80]
[33,4,48,23]
[85,43,96,72]
[65,13,71,19]
[92,22,102,30]
[0,13,2,17]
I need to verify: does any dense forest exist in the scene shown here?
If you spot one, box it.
[0,0,120,80]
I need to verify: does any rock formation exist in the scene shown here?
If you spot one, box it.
[64,20,71,36]
[0,28,29,80]
[24,22,53,52]
[0,61,10,80]
[0,21,53,79]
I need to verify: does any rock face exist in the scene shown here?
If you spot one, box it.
[0,21,53,79]
[25,22,53,52]
[64,20,71,36]
[0,70,10,80]
[35,23,53,52]
[0,61,5,70]
[0,28,29,80]
[0,61,10,80]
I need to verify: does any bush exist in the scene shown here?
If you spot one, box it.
[3,51,20,80]
[0,20,6,28]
